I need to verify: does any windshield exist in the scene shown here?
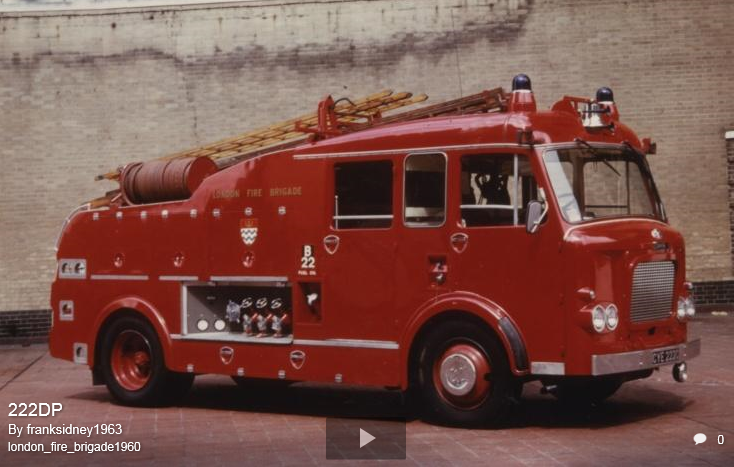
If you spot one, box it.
[542,147,664,223]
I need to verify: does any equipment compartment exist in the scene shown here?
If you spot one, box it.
[181,282,293,344]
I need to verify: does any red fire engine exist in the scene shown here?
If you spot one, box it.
[50,75,700,426]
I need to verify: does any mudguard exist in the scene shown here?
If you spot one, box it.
[88,296,174,368]
[399,291,529,389]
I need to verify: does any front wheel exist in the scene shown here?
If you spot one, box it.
[414,321,513,427]
[100,315,193,406]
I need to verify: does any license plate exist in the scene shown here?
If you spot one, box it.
[651,348,680,365]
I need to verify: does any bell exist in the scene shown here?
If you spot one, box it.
[582,103,605,128]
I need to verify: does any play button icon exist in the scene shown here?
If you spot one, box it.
[326,418,406,460]
[359,428,376,448]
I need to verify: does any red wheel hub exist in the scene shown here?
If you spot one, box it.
[432,342,491,409]
[111,330,152,391]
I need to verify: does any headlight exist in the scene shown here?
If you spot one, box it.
[676,298,687,321]
[592,305,606,333]
[684,297,695,318]
[604,304,619,330]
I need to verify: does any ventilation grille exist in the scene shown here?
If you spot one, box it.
[630,261,675,323]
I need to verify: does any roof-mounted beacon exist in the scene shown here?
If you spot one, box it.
[508,74,537,113]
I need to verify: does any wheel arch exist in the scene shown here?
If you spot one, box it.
[399,292,529,390]
[89,297,173,371]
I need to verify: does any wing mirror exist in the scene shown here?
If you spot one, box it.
[526,188,548,234]
[525,201,543,234]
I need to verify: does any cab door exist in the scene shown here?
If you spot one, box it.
[447,150,566,366]
[319,157,398,341]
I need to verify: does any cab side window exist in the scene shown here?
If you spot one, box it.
[333,160,393,229]
[460,154,537,227]
[404,153,446,227]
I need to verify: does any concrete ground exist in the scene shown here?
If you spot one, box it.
[1,313,733,466]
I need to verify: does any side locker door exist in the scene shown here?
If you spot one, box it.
[287,157,328,340]
[394,152,451,320]
[318,157,398,341]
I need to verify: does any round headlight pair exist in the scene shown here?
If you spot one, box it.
[677,297,695,321]
[592,305,606,332]
[605,304,619,330]
[592,304,618,332]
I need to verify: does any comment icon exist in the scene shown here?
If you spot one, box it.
[693,433,707,445]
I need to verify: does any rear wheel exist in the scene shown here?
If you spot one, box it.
[414,321,513,427]
[101,315,193,406]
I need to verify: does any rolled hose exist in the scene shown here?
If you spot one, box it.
[120,157,217,205]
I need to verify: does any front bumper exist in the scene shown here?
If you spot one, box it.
[591,338,701,376]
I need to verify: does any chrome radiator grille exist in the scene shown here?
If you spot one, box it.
[630,261,676,322]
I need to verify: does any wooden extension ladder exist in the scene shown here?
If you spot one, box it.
[91,86,506,206]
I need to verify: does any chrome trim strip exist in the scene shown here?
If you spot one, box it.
[460,204,514,210]
[293,143,527,160]
[530,361,565,375]
[591,339,701,376]
[297,141,630,161]
[159,275,199,281]
[55,204,90,252]
[209,275,289,283]
[536,142,631,151]
[90,274,149,281]
[118,199,185,210]
[181,283,188,336]
[292,338,399,350]
[333,214,393,220]
[171,333,294,345]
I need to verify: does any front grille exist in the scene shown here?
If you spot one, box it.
[630,261,675,322]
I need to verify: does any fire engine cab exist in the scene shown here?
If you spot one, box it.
[50,75,701,426]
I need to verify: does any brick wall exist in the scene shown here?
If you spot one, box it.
[1,0,734,313]
[728,134,734,274]
[693,281,734,307]
[0,310,51,344]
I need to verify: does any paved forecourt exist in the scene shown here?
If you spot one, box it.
[0,313,732,466]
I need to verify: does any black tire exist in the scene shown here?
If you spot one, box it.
[100,315,193,406]
[413,320,513,427]
[551,377,623,406]
[510,380,525,403]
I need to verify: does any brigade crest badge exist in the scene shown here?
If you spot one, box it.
[289,350,306,370]
[240,218,258,245]
[219,347,234,365]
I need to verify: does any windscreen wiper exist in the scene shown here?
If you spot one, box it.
[574,138,621,176]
